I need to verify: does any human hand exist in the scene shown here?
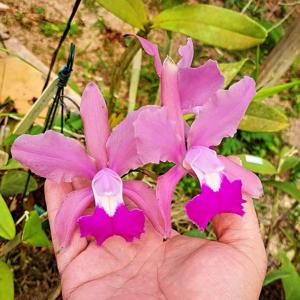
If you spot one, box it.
[45,180,267,300]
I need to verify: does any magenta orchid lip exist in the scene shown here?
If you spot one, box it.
[11,37,263,247]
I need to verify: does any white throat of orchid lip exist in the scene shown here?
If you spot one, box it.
[183,146,224,192]
[91,168,124,217]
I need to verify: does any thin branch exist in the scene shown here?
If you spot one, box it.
[241,0,254,13]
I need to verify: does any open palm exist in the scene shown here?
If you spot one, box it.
[45,180,267,300]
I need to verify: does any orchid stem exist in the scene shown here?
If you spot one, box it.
[108,40,141,114]
[128,49,142,113]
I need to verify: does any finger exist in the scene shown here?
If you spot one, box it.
[212,198,267,275]
[45,180,72,250]
[45,180,88,273]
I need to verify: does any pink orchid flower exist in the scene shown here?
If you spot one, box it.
[132,36,263,238]
[12,83,165,246]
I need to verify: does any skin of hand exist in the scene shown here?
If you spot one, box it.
[45,179,267,300]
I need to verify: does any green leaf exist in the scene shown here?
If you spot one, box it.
[3,134,18,147]
[22,211,51,247]
[0,47,41,72]
[264,268,291,286]
[278,253,300,300]
[278,156,300,174]
[0,262,14,300]
[0,159,22,171]
[267,181,300,203]
[238,154,277,175]
[184,230,206,238]
[0,194,16,240]
[96,0,147,29]
[254,80,300,101]
[153,4,267,50]
[219,59,248,87]
[0,171,38,196]
[239,102,289,132]
[13,78,58,135]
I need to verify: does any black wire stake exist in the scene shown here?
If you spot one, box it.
[42,0,81,91]
[22,44,76,199]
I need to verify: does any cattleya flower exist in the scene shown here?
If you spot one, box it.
[11,83,165,246]
[132,36,263,237]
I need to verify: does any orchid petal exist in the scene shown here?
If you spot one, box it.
[157,165,187,238]
[184,146,224,191]
[123,180,165,237]
[135,35,162,76]
[185,176,246,230]
[92,168,124,216]
[177,38,194,68]
[161,58,185,143]
[134,106,185,165]
[188,76,256,148]
[55,187,94,247]
[81,82,109,169]
[11,130,97,182]
[218,155,263,198]
[107,110,143,176]
[78,205,145,246]
[178,60,224,114]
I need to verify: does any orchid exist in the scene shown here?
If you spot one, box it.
[11,83,165,246]
[132,36,263,238]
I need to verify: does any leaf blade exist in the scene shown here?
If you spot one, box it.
[219,59,248,87]
[0,170,38,197]
[278,253,300,300]
[267,181,300,203]
[238,154,277,175]
[0,262,14,300]
[153,4,267,50]
[254,80,300,101]
[239,102,289,132]
[13,78,58,135]
[22,211,51,247]
[96,0,147,29]
[0,194,16,240]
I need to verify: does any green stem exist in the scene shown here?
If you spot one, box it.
[128,49,142,112]
[108,40,141,113]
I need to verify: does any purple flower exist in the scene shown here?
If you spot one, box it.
[12,83,165,246]
[133,36,263,237]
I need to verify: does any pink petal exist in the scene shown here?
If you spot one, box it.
[11,130,97,182]
[107,109,143,176]
[178,60,224,114]
[92,168,124,216]
[156,165,187,238]
[134,106,185,165]
[160,58,185,144]
[135,35,162,76]
[184,146,224,176]
[218,155,263,198]
[188,76,256,148]
[184,146,224,191]
[123,180,165,237]
[177,38,194,68]
[78,205,145,246]
[185,176,246,230]
[81,82,109,169]
[55,187,94,247]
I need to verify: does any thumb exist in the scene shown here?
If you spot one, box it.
[213,198,267,275]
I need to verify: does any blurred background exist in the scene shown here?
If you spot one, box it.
[0,1,299,299]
